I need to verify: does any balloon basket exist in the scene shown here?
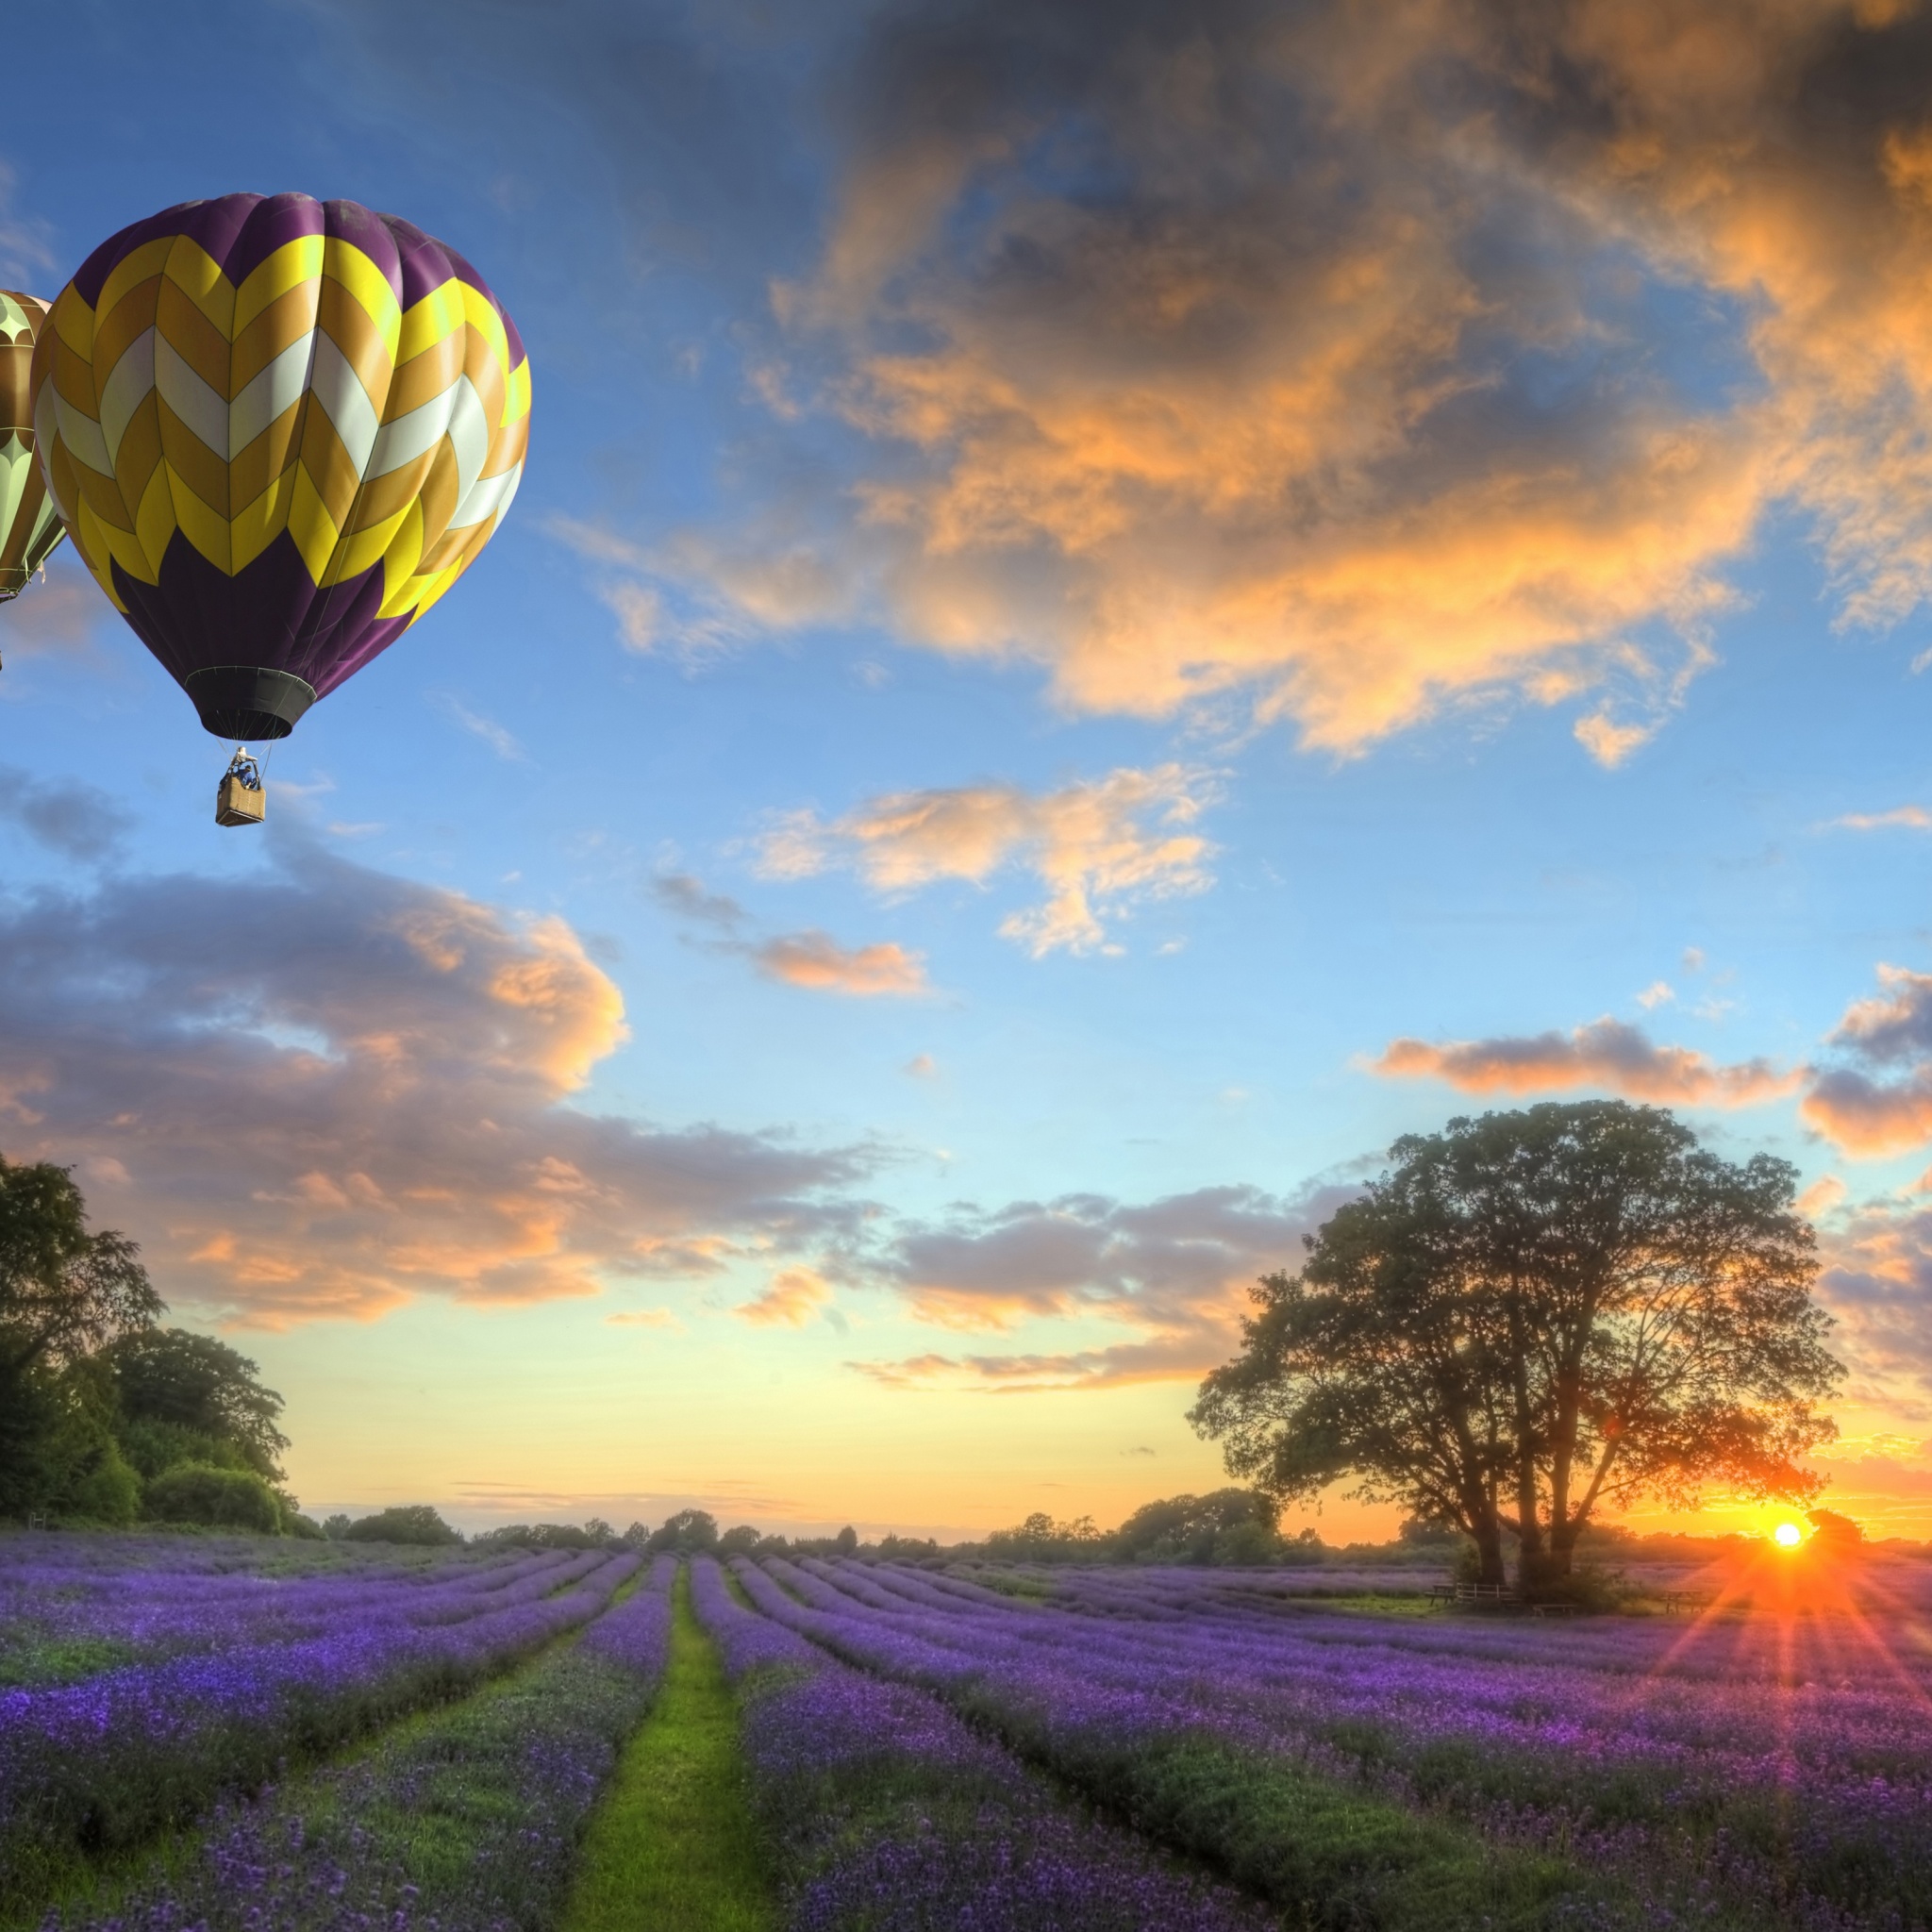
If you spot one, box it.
[215,751,266,827]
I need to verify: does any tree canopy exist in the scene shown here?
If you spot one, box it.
[0,1158,160,1379]
[107,1329,290,1480]
[648,1508,719,1553]
[1190,1103,1843,1589]
[342,1505,463,1546]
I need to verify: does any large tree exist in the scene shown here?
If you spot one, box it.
[107,1329,291,1481]
[0,1158,160,1520]
[0,1158,161,1380]
[1190,1103,1843,1589]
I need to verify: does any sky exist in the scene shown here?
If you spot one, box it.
[8,0,1932,1541]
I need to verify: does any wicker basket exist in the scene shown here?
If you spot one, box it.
[216,773,266,826]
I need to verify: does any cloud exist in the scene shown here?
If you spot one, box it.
[904,1053,939,1078]
[734,1265,836,1327]
[0,161,54,281]
[605,1307,682,1330]
[1372,1017,1800,1108]
[758,764,1215,956]
[0,766,128,863]
[650,873,746,931]
[651,870,925,997]
[848,1182,1355,1390]
[497,0,1932,771]
[0,832,874,1325]
[0,574,107,658]
[750,931,929,997]
[1636,981,1674,1010]
[432,695,529,764]
[1831,807,1932,832]
[1818,1196,1932,1385]
[544,516,757,665]
[1802,964,1932,1156]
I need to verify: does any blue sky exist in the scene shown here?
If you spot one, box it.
[8,0,1932,1540]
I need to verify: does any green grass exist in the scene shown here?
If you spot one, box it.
[561,1566,774,1932]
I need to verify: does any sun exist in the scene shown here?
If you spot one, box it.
[1774,1521,1804,1548]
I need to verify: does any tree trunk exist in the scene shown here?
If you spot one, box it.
[1546,1519,1579,1579]
[1472,1514,1507,1587]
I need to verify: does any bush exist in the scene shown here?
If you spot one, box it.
[284,1511,327,1540]
[145,1463,284,1534]
[66,1441,142,1526]
[647,1508,718,1554]
[1117,1489,1277,1565]
[341,1505,463,1546]
[472,1523,599,1550]
[719,1524,765,1555]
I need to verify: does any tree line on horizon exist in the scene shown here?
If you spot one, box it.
[1,1103,1852,1590]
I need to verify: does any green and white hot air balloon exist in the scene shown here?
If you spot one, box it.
[1,289,65,617]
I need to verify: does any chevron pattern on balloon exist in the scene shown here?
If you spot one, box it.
[0,289,65,601]
[27,193,526,707]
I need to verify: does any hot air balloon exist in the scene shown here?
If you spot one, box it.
[1,290,66,630]
[29,192,528,823]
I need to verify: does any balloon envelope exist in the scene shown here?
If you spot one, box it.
[31,193,528,738]
[0,290,65,602]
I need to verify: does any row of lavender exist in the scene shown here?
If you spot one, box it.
[738,1555,1930,1929]
[1,1543,638,1914]
[0,1533,575,1678]
[40,1557,680,1932]
[688,1556,1270,1932]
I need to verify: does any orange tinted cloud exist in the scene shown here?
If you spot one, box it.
[1802,964,1932,1156]
[0,832,872,1325]
[752,931,929,997]
[571,1,1932,761]
[1832,807,1932,831]
[1373,1017,1800,1107]
[759,765,1215,956]
[734,1266,836,1327]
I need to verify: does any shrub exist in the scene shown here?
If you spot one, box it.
[341,1505,463,1546]
[65,1441,142,1526]
[646,1508,718,1553]
[284,1511,328,1540]
[145,1463,284,1533]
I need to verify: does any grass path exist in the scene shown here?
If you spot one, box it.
[562,1565,774,1932]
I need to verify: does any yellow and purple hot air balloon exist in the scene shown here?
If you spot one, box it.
[0,289,66,620]
[29,192,528,819]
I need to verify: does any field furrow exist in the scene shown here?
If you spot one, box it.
[734,1554,1931,1929]
[34,1555,677,1932]
[0,1546,641,1918]
[691,1556,1280,1932]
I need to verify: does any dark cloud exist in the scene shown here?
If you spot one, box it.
[1819,1195,1932,1385]
[0,765,128,863]
[650,872,746,929]
[848,1180,1359,1389]
[0,828,874,1324]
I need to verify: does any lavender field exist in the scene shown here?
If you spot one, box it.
[4,1532,1929,1931]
